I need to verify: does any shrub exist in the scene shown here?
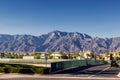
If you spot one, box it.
[4,65,20,73]
[42,68,50,74]
[9,64,21,67]
[0,63,50,74]
[4,67,20,73]
[32,67,50,74]
[18,64,34,68]
[19,68,34,74]
[0,67,5,73]
[4,65,12,68]
[4,67,10,73]
[11,67,20,73]
[0,63,6,67]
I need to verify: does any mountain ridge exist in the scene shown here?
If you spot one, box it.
[0,30,119,53]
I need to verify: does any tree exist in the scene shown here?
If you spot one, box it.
[48,52,53,59]
[34,52,41,59]
[5,52,13,58]
[59,51,63,54]
[114,56,120,61]
[18,54,24,59]
[91,52,97,60]
[117,51,120,57]
[13,53,19,59]
[73,53,80,59]
[67,52,73,59]
[0,53,2,58]
[86,53,91,59]
[79,52,85,60]
[105,52,109,57]
[24,52,29,56]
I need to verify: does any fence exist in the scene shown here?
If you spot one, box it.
[0,59,108,73]
[51,60,107,72]
[0,59,71,67]
[0,59,71,64]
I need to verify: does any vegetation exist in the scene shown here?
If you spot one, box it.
[0,63,50,74]
[1,51,120,62]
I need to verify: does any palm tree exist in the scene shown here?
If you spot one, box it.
[67,52,73,59]
[86,53,91,59]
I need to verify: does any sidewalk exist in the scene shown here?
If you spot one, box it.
[0,73,120,79]
[0,73,37,79]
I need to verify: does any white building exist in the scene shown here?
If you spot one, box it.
[23,56,34,59]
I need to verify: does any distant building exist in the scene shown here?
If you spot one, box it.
[83,51,91,59]
[50,52,62,59]
[40,53,45,59]
[23,56,34,59]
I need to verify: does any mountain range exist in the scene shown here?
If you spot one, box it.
[0,30,120,53]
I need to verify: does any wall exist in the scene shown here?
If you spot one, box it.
[51,60,107,73]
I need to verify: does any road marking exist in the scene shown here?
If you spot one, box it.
[116,72,120,77]
[88,67,110,78]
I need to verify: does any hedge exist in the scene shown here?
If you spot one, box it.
[0,67,5,73]
[32,67,50,74]
[4,67,20,73]
[0,63,50,74]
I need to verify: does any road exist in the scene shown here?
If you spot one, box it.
[1,64,120,80]
[73,64,120,77]
[50,64,120,77]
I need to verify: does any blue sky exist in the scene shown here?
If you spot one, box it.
[0,0,120,38]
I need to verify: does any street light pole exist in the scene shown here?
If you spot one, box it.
[45,53,48,67]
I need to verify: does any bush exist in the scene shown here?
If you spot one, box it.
[18,64,34,68]
[42,68,50,74]
[4,67,20,73]
[0,63,6,67]
[0,67,5,73]
[32,67,50,74]
[11,67,20,73]
[4,67,11,73]
[0,63,50,74]
[9,64,21,67]
[19,68,34,74]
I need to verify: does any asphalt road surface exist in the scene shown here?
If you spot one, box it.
[50,64,120,77]
[1,64,120,80]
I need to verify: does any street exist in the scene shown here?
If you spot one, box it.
[50,64,120,77]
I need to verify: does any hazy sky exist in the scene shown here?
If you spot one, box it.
[0,0,120,38]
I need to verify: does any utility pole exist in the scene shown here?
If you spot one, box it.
[45,53,48,67]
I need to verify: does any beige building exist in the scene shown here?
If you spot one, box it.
[23,56,34,59]
[83,51,91,59]
[50,52,62,59]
